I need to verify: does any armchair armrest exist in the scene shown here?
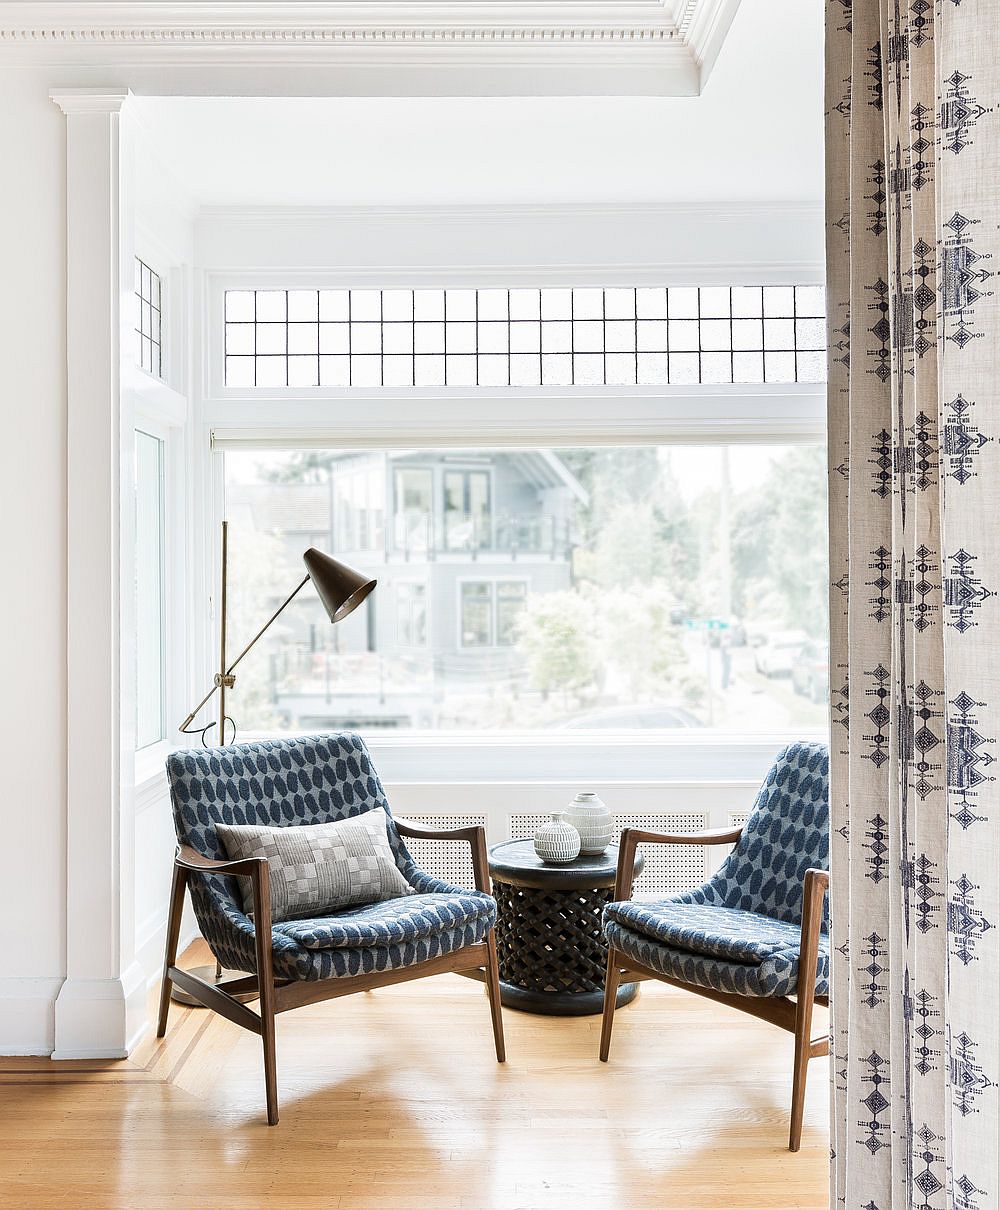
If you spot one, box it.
[175,843,267,880]
[174,844,273,938]
[797,867,829,989]
[613,825,745,901]
[394,818,491,894]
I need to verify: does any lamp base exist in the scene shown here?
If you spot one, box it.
[170,964,258,1006]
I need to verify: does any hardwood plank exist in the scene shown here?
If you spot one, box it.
[0,939,829,1208]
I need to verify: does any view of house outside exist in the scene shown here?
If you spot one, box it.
[224,444,829,734]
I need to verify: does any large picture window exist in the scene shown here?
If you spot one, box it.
[222,443,828,735]
[222,285,826,389]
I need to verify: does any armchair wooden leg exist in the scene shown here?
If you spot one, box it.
[252,876,279,1126]
[156,863,188,1038]
[788,990,815,1152]
[599,948,622,1062]
[484,929,506,1063]
[789,867,827,1151]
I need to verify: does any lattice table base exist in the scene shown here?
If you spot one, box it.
[492,878,639,1016]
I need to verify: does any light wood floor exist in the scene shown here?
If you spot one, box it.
[0,941,829,1209]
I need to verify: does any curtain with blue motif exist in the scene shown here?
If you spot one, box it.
[826,2,999,1206]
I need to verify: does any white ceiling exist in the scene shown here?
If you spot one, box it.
[136,0,822,209]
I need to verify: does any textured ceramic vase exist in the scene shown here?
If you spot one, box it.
[563,792,614,855]
[533,813,581,864]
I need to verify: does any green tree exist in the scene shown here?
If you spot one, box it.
[515,589,601,702]
[602,582,703,706]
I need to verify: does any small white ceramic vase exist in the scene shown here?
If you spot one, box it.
[563,792,614,855]
[533,813,581,864]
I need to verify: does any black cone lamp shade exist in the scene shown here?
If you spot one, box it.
[303,547,377,623]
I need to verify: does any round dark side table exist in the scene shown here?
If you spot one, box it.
[488,839,644,1016]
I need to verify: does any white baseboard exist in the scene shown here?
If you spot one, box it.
[0,978,63,1055]
[52,963,149,1060]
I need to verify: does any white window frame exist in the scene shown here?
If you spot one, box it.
[200,266,827,783]
[129,367,189,788]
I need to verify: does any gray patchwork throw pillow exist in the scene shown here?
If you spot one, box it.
[215,807,414,923]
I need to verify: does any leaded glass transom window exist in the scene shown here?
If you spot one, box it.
[223,285,826,389]
[135,258,163,379]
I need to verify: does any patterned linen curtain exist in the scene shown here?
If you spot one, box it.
[825,2,999,1207]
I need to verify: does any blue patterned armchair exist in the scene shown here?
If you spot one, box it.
[599,741,830,1151]
[157,733,505,1124]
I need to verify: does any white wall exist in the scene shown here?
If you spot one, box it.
[0,70,68,1053]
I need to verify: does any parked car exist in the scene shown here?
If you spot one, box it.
[753,630,809,678]
[791,640,830,703]
[554,703,703,729]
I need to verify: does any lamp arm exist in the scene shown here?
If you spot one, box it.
[178,574,311,733]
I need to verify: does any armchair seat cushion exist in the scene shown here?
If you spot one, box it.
[603,900,829,998]
[272,890,497,951]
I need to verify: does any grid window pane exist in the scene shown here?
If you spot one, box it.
[414,289,445,321]
[224,283,827,387]
[574,353,605,385]
[509,289,540,320]
[351,290,381,321]
[700,287,731,318]
[542,353,573,385]
[731,286,763,318]
[637,353,669,383]
[510,354,542,386]
[288,290,319,322]
[256,291,286,322]
[605,288,636,320]
[795,285,826,317]
[383,323,414,355]
[288,355,319,387]
[320,355,351,386]
[320,323,350,355]
[446,355,477,386]
[606,353,638,386]
[701,352,734,384]
[415,355,446,386]
[478,355,509,386]
[135,258,164,381]
[733,351,765,383]
[541,288,573,320]
[415,322,445,354]
[288,323,318,355]
[510,323,541,355]
[636,287,668,319]
[319,290,350,321]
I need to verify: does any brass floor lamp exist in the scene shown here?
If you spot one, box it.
[170,520,377,1003]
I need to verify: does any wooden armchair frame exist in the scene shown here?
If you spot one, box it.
[599,826,829,1152]
[157,819,505,1126]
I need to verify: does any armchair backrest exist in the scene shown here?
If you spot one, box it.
[699,741,829,927]
[166,733,419,924]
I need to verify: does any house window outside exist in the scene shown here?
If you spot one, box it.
[445,469,491,551]
[135,431,165,748]
[135,258,163,379]
[461,582,494,647]
[221,444,828,734]
[496,581,528,646]
[393,467,433,552]
[396,582,428,647]
[222,285,826,388]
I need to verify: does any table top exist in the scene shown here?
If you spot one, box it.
[488,838,643,891]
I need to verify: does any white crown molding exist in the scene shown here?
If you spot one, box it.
[1,0,741,94]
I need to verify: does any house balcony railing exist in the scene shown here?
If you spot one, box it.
[390,512,572,560]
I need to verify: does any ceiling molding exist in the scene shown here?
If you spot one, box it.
[0,0,741,94]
